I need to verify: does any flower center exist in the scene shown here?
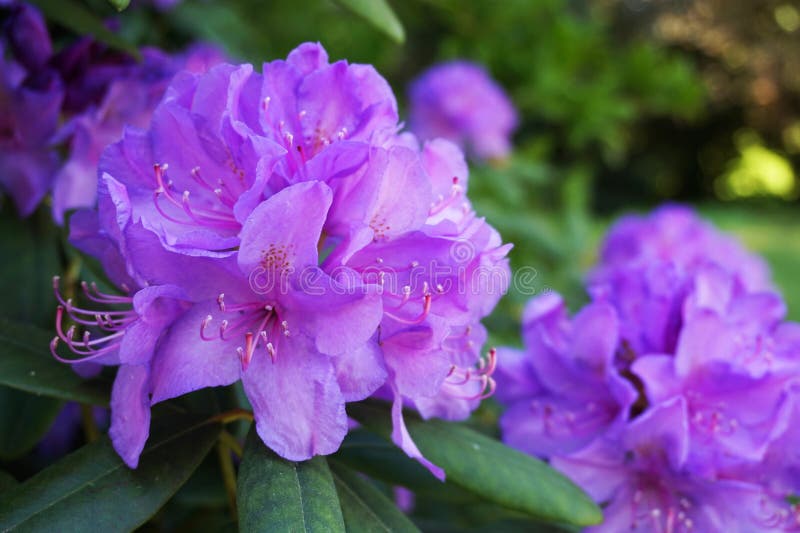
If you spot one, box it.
[200,293,290,371]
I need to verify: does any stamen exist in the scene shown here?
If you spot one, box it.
[200,315,215,340]
[151,163,239,231]
[444,348,498,400]
[239,332,255,371]
[384,293,432,325]
[199,294,282,366]
[428,177,464,216]
[51,278,136,364]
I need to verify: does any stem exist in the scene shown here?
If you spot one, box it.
[219,429,244,458]
[217,439,238,520]
[64,255,82,288]
[208,408,254,424]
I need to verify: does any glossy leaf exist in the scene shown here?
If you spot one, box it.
[348,402,603,527]
[0,210,61,329]
[0,414,220,531]
[237,428,345,533]
[0,386,62,460]
[0,318,110,406]
[29,0,141,59]
[333,0,405,43]
[108,0,131,11]
[330,461,420,533]
[335,429,443,494]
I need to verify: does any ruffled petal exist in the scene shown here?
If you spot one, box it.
[242,332,347,460]
[109,364,151,468]
[149,301,241,403]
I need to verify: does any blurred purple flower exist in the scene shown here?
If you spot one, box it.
[498,205,800,530]
[0,2,224,219]
[553,398,793,533]
[495,292,636,458]
[408,61,517,160]
[5,2,51,71]
[591,205,772,292]
[51,45,226,223]
[0,4,61,215]
[588,204,775,357]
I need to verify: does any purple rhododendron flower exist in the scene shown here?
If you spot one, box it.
[497,205,800,531]
[408,61,517,160]
[52,43,511,476]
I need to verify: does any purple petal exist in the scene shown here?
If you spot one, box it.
[238,181,332,276]
[550,435,627,503]
[6,4,52,70]
[389,383,445,481]
[569,301,619,377]
[284,268,383,355]
[331,338,387,401]
[631,354,680,404]
[381,320,452,399]
[0,150,58,216]
[421,138,469,200]
[109,364,151,468]
[297,59,397,144]
[500,392,622,458]
[624,396,689,471]
[149,301,241,404]
[242,332,347,460]
[492,346,542,404]
[286,42,329,74]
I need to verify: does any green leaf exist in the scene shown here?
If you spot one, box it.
[348,402,603,528]
[0,470,18,494]
[0,414,221,531]
[330,462,420,533]
[335,430,443,494]
[29,0,141,59]
[107,0,131,11]
[0,318,110,406]
[0,210,61,329]
[173,453,228,508]
[333,0,405,43]
[0,387,62,460]
[237,428,346,533]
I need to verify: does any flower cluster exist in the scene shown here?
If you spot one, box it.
[496,205,800,531]
[0,2,223,220]
[408,61,517,161]
[52,42,511,475]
